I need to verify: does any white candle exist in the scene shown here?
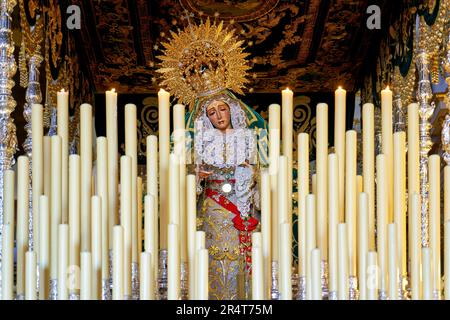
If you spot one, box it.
[80,104,93,252]
[278,155,289,224]
[16,156,29,298]
[422,247,432,300]
[113,226,124,300]
[376,154,388,293]
[169,153,180,228]
[268,104,280,262]
[91,196,102,299]
[367,251,378,300]
[346,130,357,276]
[445,221,450,300]
[311,248,322,300]
[106,89,118,251]
[51,136,62,281]
[158,89,170,249]
[393,132,406,276]
[298,133,309,280]
[39,195,50,299]
[316,103,328,258]
[96,137,109,284]
[279,223,292,300]
[381,86,393,222]
[168,224,180,300]
[445,167,450,222]
[409,193,421,300]
[58,224,69,300]
[57,89,69,223]
[32,104,43,262]
[429,154,440,298]
[137,177,143,264]
[305,194,316,300]
[140,251,154,300]
[195,231,206,299]
[1,224,13,299]
[362,103,375,250]
[196,248,209,300]
[186,175,197,300]
[337,223,349,300]
[388,223,398,300]
[252,245,264,300]
[68,154,80,298]
[358,192,368,300]
[261,169,271,299]
[125,103,138,266]
[25,251,37,300]
[173,103,187,263]
[144,195,158,282]
[120,155,132,298]
[43,136,51,198]
[328,154,339,295]
[80,251,92,300]
[335,87,346,222]
[282,88,293,217]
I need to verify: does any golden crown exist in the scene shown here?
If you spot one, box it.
[156,18,251,107]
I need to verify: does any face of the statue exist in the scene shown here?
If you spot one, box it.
[206,100,232,132]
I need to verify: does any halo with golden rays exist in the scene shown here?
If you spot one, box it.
[156,18,251,108]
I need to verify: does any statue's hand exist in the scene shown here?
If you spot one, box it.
[197,169,213,179]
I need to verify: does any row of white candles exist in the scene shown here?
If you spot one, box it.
[2,84,450,300]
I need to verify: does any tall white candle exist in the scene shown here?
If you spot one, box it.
[328,154,339,295]
[429,154,440,298]
[96,137,109,284]
[376,154,388,293]
[316,103,328,258]
[16,156,29,298]
[335,87,346,222]
[194,231,206,299]
[186,175,197,300]
[409,193,421,300]
[367,251,378,300]
[268,104,280,262]
[282,88,294,217]
[80,251,92,300]
[32,103,43,262]
[113,226,124,300]
[337,223,349,300]
[91,196,102,299]
[422,247,432,300]
[305,194,316,300]
[393,132,406,277]
[51,136,62,282]
[57,89,69,223]
[278,155,289,225]
[196,248,209,300]
[252,244,264,300]
[58,224,69,300]
[137,177,143,264]
[345,130,357,276]
[381,86,393,222]
[158,89,170,249]
[311,248,322,300]
[260,169,271,299]
[168,224,180,300]
[120,155,132,298]
[144,195,158,282]
[106,89,118,251]
[39,195,50,299]
[362,103,375,250]
[43,136,51,198]
[445,167,450,223]
[1,224,13,299]
[169,153,180,226]
[140,251,154,300]
[80,104,93,251]
[358,192,368,300]
[25,251,37,300]
[298,133,309,280]
[388,223,398,300]
[279,223,292,300]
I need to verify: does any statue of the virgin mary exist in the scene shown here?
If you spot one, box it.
[157,18,268,300]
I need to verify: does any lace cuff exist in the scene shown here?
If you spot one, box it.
[234,165,254,219]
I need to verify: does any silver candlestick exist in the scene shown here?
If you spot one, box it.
[0,0,18,298]
[416,46,434,248]
[270,261,279,300]
[158,249,168,300]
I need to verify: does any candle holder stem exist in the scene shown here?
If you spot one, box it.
[270,261,280,300]
[158,249,168,300]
